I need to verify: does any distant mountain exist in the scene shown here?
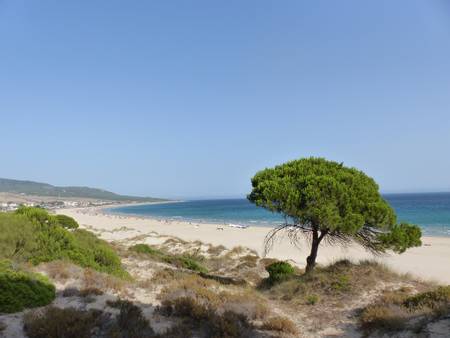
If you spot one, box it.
[0,178,167,202]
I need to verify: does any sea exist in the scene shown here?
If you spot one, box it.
[109,193,450,237]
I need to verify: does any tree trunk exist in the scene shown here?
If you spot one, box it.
[305,229,320,274]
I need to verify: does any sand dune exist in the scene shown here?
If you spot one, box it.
[60,207,450,284]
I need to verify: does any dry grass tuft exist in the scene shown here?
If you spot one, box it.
[262,259,411,304]
[79,287,104,297]
[158,273,270,320]
[41,260,72,280]
[207,244,227,256]
[158,296,254,338]
[260,316,299,335]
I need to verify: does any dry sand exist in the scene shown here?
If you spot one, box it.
[60,207,450,284]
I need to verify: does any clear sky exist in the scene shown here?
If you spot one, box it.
[1,1,450,198]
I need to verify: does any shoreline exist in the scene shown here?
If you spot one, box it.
[104,202,450,237]
[59,206,450,284]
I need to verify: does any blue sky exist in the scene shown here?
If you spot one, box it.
[1,0,450,198]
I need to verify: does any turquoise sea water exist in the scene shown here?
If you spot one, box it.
[110,193,450,237]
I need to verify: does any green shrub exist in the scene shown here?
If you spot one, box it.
[129,244,208,273]
[55,214,79,229]
[0,260,55,314]
[1,208,128,278]
[169,256,208,273]
[15,206,55,226]
[266,261,295,284]
[130,243,163,256]
[0,213,37,261]
[403,286,450,310]
[70,229,128,277]
[306,294,319,305]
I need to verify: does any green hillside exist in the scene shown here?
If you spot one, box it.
[0,178,166,202]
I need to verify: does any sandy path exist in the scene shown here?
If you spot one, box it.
[60,207,450,284]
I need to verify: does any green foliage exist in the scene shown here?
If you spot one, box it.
[378,223,422,253]
[129,244,208,273]
[306,294,319,305]
[166,255,208,273]
[70,229,128,277]
[248,158,422,269]
[0,208,127,278]
[0,213,37,261]
[16,206,57,226]
[0,260,55,313]
[265,261,295,284]
[130,243,164,256]
[55,214,79,229]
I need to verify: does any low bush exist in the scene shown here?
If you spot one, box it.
[360,304,408,332]
[79,287,104,297]
[159,296,253,338]
[262,260,403,304]
[261,316,298,335]
[360,286,450,334]
[62,287,80,297]
[403,285,450,310]
[158,273,269,321]
[0,208,128,278]
[130,243,164,256]
[55,214,79,229]
[23,307,104,338]
[0,213,37,261]
[306,294,319,305]
[113,300,155,338]
[168,255,208,273]
[24,303,156,338]
[265,261,295,284]
[0,260,55,313]
[129,243,208,273]
[70,229,128,277]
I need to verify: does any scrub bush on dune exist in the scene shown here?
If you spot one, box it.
[0,207,128,278]
[0,260,55,314]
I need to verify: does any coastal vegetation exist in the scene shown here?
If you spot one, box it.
[265,261,295,284]
[0,204,447,336]
[0,207,129,316]
[0,207,128,279]
[248,157,422,273]
[0,260,55,313]
[360,285,450,334]
[129,243,208,273]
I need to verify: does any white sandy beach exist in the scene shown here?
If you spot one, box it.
[60,207,450,284]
